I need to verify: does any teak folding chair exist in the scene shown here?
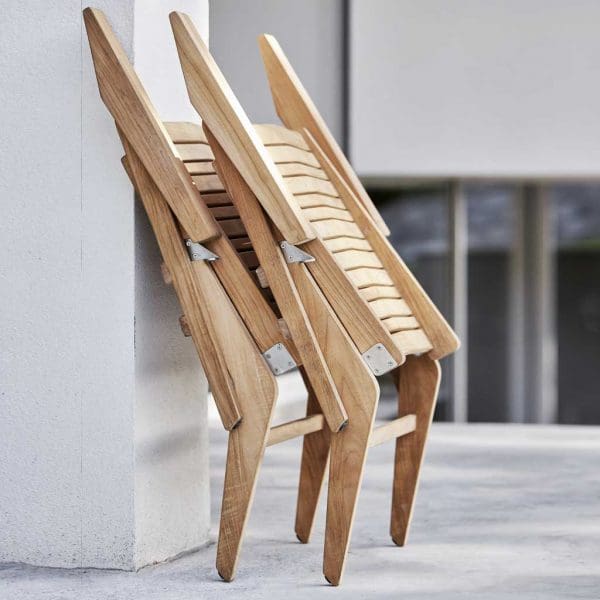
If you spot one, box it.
[170,11,460,585]
[83,7,356,582]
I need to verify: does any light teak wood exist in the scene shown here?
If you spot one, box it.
[165,12,458,586]
[169,11,314,245]
[207,127,347,432]
[267,414,325,447]
[122,143,244,429]
[391,356,441,546]
[369,415,416,447]
[304,130,459,360]
[85,11,342,585]
[83,8,217,243]
[258,33,390,236]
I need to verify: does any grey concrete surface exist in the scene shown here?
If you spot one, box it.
[2,422,599,599]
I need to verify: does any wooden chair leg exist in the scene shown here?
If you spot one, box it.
[323,374,378,586]
[390,355,441,546]
[215,363,278,582]
[295,368,331,543]
[286,261,379,586]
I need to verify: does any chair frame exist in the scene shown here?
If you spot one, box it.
[170,11,458,586]
[84,6,459,586]
[84,7,372,584]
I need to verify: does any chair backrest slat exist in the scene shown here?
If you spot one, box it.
[258,34,390,237]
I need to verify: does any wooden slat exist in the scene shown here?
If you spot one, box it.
[346,268,395,289]
[303,238,405,363]
[359,285,402,302]
[312,220,364,240]
[382,316,420,333]
[209,204,239,219]
[219,218,247,238]
[324,236,373,253]
[285,176,338,197]
[171,12,315,245]
[296,193,346,210]
[334,249,383,271]
[392,330,433,355]
[83,8,218,243]
[254,123,309,150]
[369,415,416,448]
[258,33,390,236]
[238,250,260,270]
[164,120,206,143]
[191,173,225,192]
[305,130,458,359]
[369,297,412,318]
[266,414,325,447]
[176,143,213,162]
[303,206,353,223]
[266,145,320,167]
[229,236,254,251]
[184,161,215,175]
[200,192,233,207]
[277,162,328,179]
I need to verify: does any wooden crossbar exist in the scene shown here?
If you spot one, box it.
[267,414,325,447]
[369,414,416,448]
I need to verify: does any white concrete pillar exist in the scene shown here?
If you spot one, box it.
[0,0,210,570]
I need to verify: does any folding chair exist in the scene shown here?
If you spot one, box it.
[170,11,460,586]
[83,7,363,582]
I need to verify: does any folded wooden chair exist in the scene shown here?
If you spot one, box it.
[83,7,362,582]
[170,11,460,586]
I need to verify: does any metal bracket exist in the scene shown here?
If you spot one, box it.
[185,239,219,262]
[280,241,315,264]
[263,342,297,376]
[361,343,398,376]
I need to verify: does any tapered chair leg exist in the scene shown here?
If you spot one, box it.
[390,355,441,547]
[216,372,278,581]
[295,369,331,543]
[321,361,379,587]
[284,262,379,586]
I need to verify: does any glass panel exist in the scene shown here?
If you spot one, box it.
[465,184,515,422]
[549,184,600,424]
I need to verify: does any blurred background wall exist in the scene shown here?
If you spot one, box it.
[210,0,600,425]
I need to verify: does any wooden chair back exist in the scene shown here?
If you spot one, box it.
[170,12,459,368]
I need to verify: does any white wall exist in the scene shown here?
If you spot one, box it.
[350,0,600,178]
[210,0,345,143]
[1,0,210,570]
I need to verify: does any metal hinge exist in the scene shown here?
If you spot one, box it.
[263,342,297,375]
[361,343,398,376]
[280,241,315,264]
[185,239,219,262]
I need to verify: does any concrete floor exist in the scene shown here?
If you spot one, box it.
[2,421,599,599]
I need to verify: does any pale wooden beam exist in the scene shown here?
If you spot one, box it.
[369,414,416,448]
